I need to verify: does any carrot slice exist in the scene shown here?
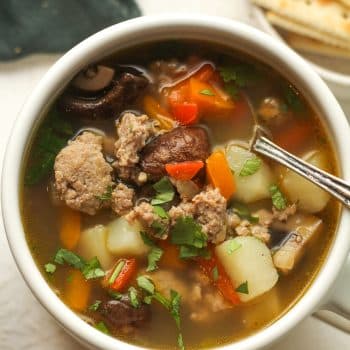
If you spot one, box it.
[165,160,204,181]
[65,269,91,311]
[143,95,175,130]
[60,207,81,250]
[274,121,312,153]
[103,258,137,292]
[171,102,198,125]
[198,254,240,305]
[206,151,236,200]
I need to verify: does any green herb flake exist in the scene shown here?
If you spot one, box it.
[239,157,261,177]
[269,185,287,211]
[232,203,259,224]
[179,245,211,260]
[95,185,114,201]
[137,275,155,295]
[140,232,164,271]
[128,287,140,308]
[54,248,85,270]
[95,321,110,334]
[151,220,168,238]
[235,281,249,294]
[170,290,182,329]
[178,333,185,350]
[109,291,123,300]
[143,295,153,304]
[153,291,171,309]
[199,89,215,96]
[24,110,73,185]
[219,64,258,87]
[108,260,125,285]
[82,257,105,280]
[171,217,207,249]
[212,266,219,282]
[89,300,102,311]
[151,177,175,205]
[227,239,242,255]
[44,263,56,274]
[152,205,169,219]
[283,84,305,112]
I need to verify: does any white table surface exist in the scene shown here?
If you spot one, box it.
[0,1,349,349]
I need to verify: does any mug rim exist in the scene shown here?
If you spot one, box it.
[2,14,350,350]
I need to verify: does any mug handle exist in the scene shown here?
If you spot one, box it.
[314,256,350,332]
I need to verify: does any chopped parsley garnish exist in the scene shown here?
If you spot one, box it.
[109,291,123,300]
[199,89,215,96]
[269,185,287,211]
[219,64,258,87]
[282,83,305,112]
[171,217,207,249]
[140,232,164,271]
[226,239,242,255]
[128,287,140,308]
[82,257,105,280]
[212,266,219,282]
[239,156,261,177]
[151,220,168,238]
[235,281,249,294]
[52,248,105,280]
[224,82,239,99]
[25,110,73,185]
[95,185,114,201]
[95,321,110,334]
[54,248,85,269]
[151,177,175,205]
[170,290,181,329]
[153,205,169,219]
[89,300,102,311]
[179,245,211,259]
[178,333,185,350]
[44,263,56,274]
[232,203,259,224]
[137,275,155,294]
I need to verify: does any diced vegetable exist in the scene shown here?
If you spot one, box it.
[206,151,236,200]
[143,95,175,130]
[78,224,113,270]
[59,207,81,250]
[215,237,278,302]
[198,254,240,305]
[274,121,312,153]
[273,214,323,274]
[65,269,91,311]
[171,102,198,125]
[103,258,137,291]
[106,217,150,256]
[165,160,204,181]
[225,144,274,203]
[279,150,330,213]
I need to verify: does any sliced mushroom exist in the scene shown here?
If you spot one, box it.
[58,72,148,120]
[272,214,323,274]
[72,65,115,93]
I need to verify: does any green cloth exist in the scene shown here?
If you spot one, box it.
[0,0,141,60]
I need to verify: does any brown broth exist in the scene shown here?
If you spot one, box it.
[21,40,340,349]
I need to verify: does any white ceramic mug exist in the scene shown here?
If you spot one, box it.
[2,15,350,350]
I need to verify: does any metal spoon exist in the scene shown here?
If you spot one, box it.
[251,133,350,208]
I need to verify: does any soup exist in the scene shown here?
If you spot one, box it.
[22,41,340,349]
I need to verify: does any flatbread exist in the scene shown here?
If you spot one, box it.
[266,11,350,49]
[252,0,350,42]
[285,32,350,58]
[340,0,350,7]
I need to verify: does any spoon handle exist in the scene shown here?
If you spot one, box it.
[253,136,350,208]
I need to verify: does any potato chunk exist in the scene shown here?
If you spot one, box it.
[279,150,330,213]
[106,217,149,256]
[215,236,278,302]
[78,225,113,270]
[225,144,274,203]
